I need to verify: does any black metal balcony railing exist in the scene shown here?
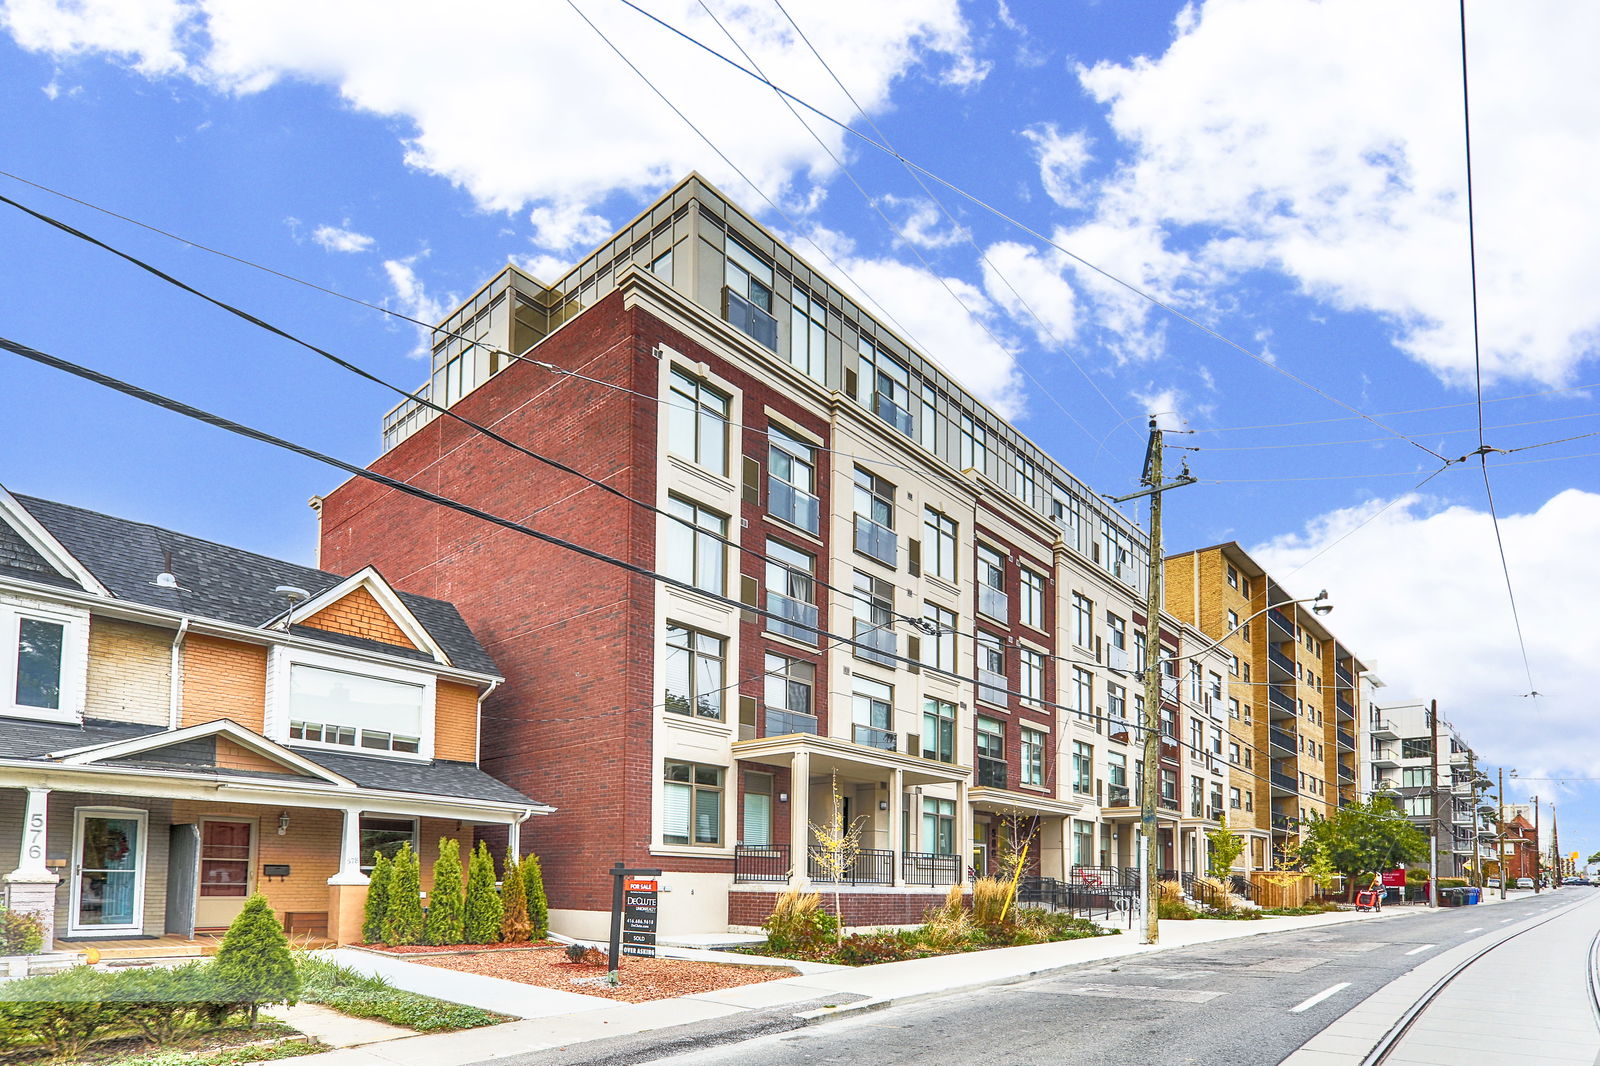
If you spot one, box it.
[1268,645,1294,673]
[1338,764,1356,783]
[853,723,897,751]
[765,707,819,737]
[978,582,1009,621]
[902,852,962,887]
[725,288,779,350]
[1269,725,1295,754]
[1336,696,1355,719]
[732,843,791,883]
[1268,687,1296,716]
[808,846,893,885]
[767,479,820,534]
[977,667,1008,706]
[1271,770,1299,793]
[1337,728,1356,750]
[977,756,1008,789]
[1336,664,1354,686]
[854,621,898,666]
[853,514,898,567]
[1268,607,1296,640]
[766,591,819,644]
[1106,783,1132,807]
[1271,813,1293,831]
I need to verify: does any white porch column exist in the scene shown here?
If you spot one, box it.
[888,767,905,886]
[5,787,60,946]
[789,752,811,888]
[327,808,369,886]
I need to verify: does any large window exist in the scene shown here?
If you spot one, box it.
[1019,648,1044,704]
[1072,741,1093,794]
[1072,593,1094,649]
[958,413,987,474]
[765,539,817,644]
[1019,568,1044,630]
[767,429,819,533]
[359,816,417,873]
[287,664,424,754]
[789,286,827,379]
[743,771,774,846]
[666,496,726,595]
[976,631,1006,705]
[922,698,955,763]
[13,615,66,712]
[1073,819,1095,867]
[860,338,913,436]
[976,544,1007,620]
[977,716,1005,787]
[853,571,897,665]
[667,368,730,477]
[663,624,725,720]
[1402,766,1433,788]
[1107,682,1126,731]
[724,238,777,349]
[924,508,957,581]
[664,761,724,846]
[1013,454,1039,510]
[1021,727,1046,786]
[1401,737,1434,759]
[922,797,955,854]
[1106,613,1127,669]
[852,677,895,751]
[763,653,815,734]
[923,602,956,672]
[853,468,898,566]
[1074,668,1095,725]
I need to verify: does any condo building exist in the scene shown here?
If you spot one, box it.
[316,174,1232,936]
[1370,702,1489,879]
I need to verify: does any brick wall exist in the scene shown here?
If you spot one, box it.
[434,681,479,763]
[181,636,267,731]
[301,587,419,650]
[84,617,171,726]
[728,889,956,928]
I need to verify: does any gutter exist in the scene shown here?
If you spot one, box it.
[167,616,190,729]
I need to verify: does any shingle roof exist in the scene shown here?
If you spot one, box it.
[0,717,540,807]
[10,494,497,675]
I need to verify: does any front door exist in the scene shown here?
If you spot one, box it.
[70,808,148,936]
[195,819,254,930]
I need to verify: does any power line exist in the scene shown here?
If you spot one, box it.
[1191,383,1600,434]
[1182,410,1600,453]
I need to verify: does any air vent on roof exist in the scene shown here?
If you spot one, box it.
[151,550,190,592]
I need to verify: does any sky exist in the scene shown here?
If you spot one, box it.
[1,0,1597,865]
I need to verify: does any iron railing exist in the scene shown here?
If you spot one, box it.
[1268,687,1296,716]
[732,843,791,883]
[1337,728,1356,750]
[902,852,962,886]
[1181,872,1228,908]
[808,846,893,885]
[1269,726,1296,754]
[1267,608,1295,640]
[1271,770,1299,792]
[1268,645,1294,673]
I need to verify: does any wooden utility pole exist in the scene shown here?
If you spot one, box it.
[1532,797,1541,893]
[1497,767,1507,900]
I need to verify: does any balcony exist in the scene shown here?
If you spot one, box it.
[1271,770,1298,793]
[1158,793,1180,812]
[977,756,1008,789]
[872,393,914,437]
[1108,644,1131,672]
[978,582,1009,621]
[902,852,962,887]
[1268,608,1296,642]
[1339,764,1356,784]
[1106,783,1132,808]
[1449,749,1470,765]
[1271,813,1293,832]
[766,591,819,644]
[1337,728,1356,750]
[808,846,893,885]
[853,621,898,667]
[853,514,898,567]
[1205,805,1224,821]
[724,288,779,350]
[1268,645,1295,675]
[1268,687,1296,719]
[1369,718,1400,739]
[1371,746,1400,768]
[764,707,819,738]
[1269,726,1295,755]
[852,724,897,751]
[977,668,1009,706]
[1336,664,1354,686]
[1336,696,1355,720]
[768,479,820,534]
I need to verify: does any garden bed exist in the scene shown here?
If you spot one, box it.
[410,946,798,1004]
[352,940,558,957]
[0,1018,321,1066]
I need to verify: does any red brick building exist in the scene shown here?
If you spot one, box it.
[1501,812,1540,881]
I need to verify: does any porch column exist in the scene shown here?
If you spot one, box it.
[4,787,60,947]
[326,808,369,946]
[888,767,904,887]
[328,808,369,886]
[789,752,810,888]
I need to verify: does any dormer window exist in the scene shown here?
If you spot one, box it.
[2,599,87,724]
[269,647,435,760]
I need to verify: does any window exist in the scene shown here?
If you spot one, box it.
[1228,653,1239,677]
[1227,609,1240,633]
[1107,682,1126,732]
[724,237,777,349]
[1019,568,1044,629]
[1189,718,1205,758]
[1226,564,1239,589]
[1229,741,1241,765]
[763,654,815,732]
[977,716,1005,787]
[1211,726,1224,757]
[1073,820,1095,867]
[860,338,913,435]
[663,624,725,720]
[1013,454,1039,510]
[666,496,726,595]
[1108,753,1128,805]
[976,631,1007,705]
[1134,631,1147,674]
[1190,776,1204,817]
[649,247,673,283]
[924,509,957,581]
[1022,727,1046,786]
[199,821,251,897]
[959,413,987,473]
[923,602,956,672]
[1072,741,1093,794]
[287,663,424,754]
[1071,593,1094,649]
[1228,697,1240,719]
[1403,795,1432,818]
[743,771,774,846]
[13,614,66,713]
[1401,738,1434,759]
[922,698,956,763]
[976,544,1007,620]
[1106,613,1127,669]
[1189,662,1204,703]
[1402,766,1433,788]
[1019,648,1044,703]
[1074,668,1095,725]
[1244,747,1253,769]
[664,760,724,846]
[358,816,417,873]
[922,797,956,854]
[853,468,898,566]
[1160,769,1178,807]
[1244,789,1254,812]
[789,286,827,379]
[768,429,819,533]
[765,540,817,643]
[853,571,897,665]
[852,677,895,751]
[667,368,730,477]
[1229,786,1242,810]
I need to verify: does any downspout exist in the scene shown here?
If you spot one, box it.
[168,617,191,730]
[476,678,501,766]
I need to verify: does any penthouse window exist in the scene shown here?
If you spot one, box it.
[723,237,777,350]
[860,338,913,437]
[959,413,987,474]
[788,286,827,379]
[1013,454,1040,510]
[667,368,730,478]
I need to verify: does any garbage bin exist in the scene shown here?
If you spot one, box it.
[1439,888,1463,907]
[1466,888,1481,904]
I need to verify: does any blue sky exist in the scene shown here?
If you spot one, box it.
[2,0,1597,865]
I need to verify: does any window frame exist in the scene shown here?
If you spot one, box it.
[924,508,958,581]
[666,367,731,478]
[663,623,728,722]
[666,495,728,596]
[1018,568,1045,630]
[2,600,88,724]
[358,816,419,874]
[1021,727,1047,787]
[663,760,726,848]
[268,645,436,761]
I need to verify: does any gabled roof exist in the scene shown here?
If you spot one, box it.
[5,493,496,675]
[48,718,352,786]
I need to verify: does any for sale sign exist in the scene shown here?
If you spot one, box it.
[1380,868,1406,888]
[621,878,658,957]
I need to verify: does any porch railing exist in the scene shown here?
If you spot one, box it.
[902,852,962,886]
[732,843,791,883]
[808,846,893,885]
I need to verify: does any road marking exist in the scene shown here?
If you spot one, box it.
[1403,944,1436,956]
[1500,918,1514,923]
[1290,982,1352,1013]
[1464,927,1483,933]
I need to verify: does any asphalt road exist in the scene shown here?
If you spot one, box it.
[614,892,1589,1066]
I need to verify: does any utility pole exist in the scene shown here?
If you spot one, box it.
[1465,748,1482,889]
[1427,700,1439,907]
[1497,767,1507,900]
[1114,417,1195,945]
[1532,796,1541,893]
[1551,805,1560,889]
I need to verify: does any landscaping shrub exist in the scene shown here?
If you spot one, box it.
[423,839,465,947]
[970,877,1011,930]
[297,955,500,1032]
[362,852,392,944]
[381,844,424,946]
[99,962,215,1044]
[920,886,973,951]
[1437,877,1468,890]
[761,890,838,956]
[0,966,117,1059]
[462,842,503,944]
[213,894,300,1025]
[500,852,531,944]
[0,906,46,956]
[563,941,589,964]
[1157,898,1198,920]
[522,852,550,940]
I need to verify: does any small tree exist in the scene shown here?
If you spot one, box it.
[361,851,391,944]
[994,810,1039,925]
[212,894,299,1025]
[462,841,504,944]
[380,844,424,946]
[1300,799,1429,900]
[500,851,531,943]
[523,851,550,940]
[1206,815,1247,879]
[423,838,465,946]
[809,772,865,941]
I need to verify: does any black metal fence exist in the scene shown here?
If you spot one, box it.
[808,846,893,885]
[1017,876,1137,927]
[903,851,962,887]
[732,843,791,883]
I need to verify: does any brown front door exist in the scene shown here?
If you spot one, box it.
[195,819,253,930]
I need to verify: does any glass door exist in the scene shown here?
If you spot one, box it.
[72,809,147,934]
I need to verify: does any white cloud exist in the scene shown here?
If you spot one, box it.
[526,204,612,253]
[882,195,968,250]
[1,0,191,75]
[1074,0,1600,387]
[311,222,375,254]
[1251,488,1600,778]
[979,240,1078,345]
[1130,385,1206,431]
[1022,123,1093,210]
[383,254,453,358]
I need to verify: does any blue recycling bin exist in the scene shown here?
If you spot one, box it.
[1466,888,1481,904]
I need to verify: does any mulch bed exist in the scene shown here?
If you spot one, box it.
[412,945,800,1003]
[358,940,559,955]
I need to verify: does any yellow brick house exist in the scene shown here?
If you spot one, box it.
[0,486,550,949]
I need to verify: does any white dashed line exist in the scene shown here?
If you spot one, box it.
[1403,944,1436,956]
[1464,928,1483,933]
[1290,982,1352,1013]
[1500,918,1514,923]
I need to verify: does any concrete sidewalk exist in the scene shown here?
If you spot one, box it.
[276,905,1429,1066]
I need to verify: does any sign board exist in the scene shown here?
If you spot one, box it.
[1380,868,1406,888]
[621,878,658,958]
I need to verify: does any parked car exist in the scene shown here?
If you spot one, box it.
[1563,877,1593,886]
[1515,877,1535,889]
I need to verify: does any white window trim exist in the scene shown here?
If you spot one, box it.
[265,645,436,761]
[0,596,89,724]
